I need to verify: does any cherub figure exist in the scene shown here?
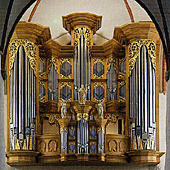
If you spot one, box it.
[78,85,87,105]
[61,99,67,118]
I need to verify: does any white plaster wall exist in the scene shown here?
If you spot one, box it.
[21,0,151,45]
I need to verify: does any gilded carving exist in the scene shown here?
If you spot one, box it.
[129,40,156,76]
[38,141,46,152]
[9,39,37,74]
[74,27,91,47]
[45,114,60,125]
[108,140,117,152]
[48,140,58,152]
[104,113,117,123]
[119,140,127,152]
[107,56,117,74]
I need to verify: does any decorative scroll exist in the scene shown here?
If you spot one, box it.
[9,39,37,74]
[39,57,46,78]
[44,114,60,126]
[47,57,58,73]
[107,55,117,73]
[73,27,91,47]
[129,40,156,76]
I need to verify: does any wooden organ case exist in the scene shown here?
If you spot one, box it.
[6,13,164,166]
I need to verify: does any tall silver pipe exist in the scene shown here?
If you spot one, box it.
[144,46,148,133]
[25,56,28,127]
[149,58,153,127]
[74,48,77,87]
[135,57,139,126]
[81,30,84,86]
[29,65,33,123]
[77,121,80,153]
[141,46,144,134]
[153,68,156,123]
[15,54,18,136]
[27,62,30,126]
[10,69,13,124]
[51,63,54,100]
[33,75,36,119]
[77,39,80,88]
[85,39,87,85]
[138,47,141,127]
[18,46,22,134]
[31,69,34,122]
[13,60,16,128]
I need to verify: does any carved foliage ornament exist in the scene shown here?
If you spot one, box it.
[47,57,58,74]
[9,39,37,74]
[45,114,60,125]
[129,40,156,76]
[107,55,118,74]
[73,27,91,47]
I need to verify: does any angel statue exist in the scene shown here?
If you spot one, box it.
[97,99,105,118]
[61,99,67,118]
[78,85,87,105]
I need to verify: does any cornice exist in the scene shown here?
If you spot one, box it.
[62,12,102,34]
[114,21,160,44]
[11,21,51,44]
[90,39,124,57]
[44,39,74,58]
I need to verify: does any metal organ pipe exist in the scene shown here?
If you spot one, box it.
[129,41,157,150]
[9,41,36,151]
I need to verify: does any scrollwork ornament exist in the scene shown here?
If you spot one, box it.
[129,39,156,76]
[107,56,118,73]
[73,27,91,47]
[45,114,60,125]
[9,39,37,75]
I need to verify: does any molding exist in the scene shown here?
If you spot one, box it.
[90,39,125,57]
[62,12,102,34]
[114,21,160,44]
[10,21,51,44]
[127,150,165,165]
[43,39,74,58]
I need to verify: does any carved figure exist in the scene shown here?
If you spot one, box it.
[97,99,105,118]
[61,100,67,118]
[119,140,127,152]
[39,141,46,152]
[108,140,117,152]
[78,85,87,105]
[49,140,57,152]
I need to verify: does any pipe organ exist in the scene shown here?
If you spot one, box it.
[6,13,164,166]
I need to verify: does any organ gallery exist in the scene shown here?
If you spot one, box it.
[6,12,164,166]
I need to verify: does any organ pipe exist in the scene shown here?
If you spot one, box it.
[129,41,157,150]
[9,42,36,151]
